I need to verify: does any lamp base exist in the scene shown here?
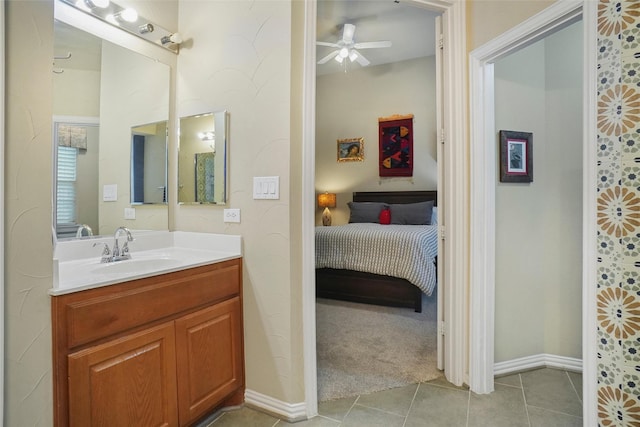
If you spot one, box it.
[322,207,332,226]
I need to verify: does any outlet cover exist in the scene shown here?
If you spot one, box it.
[223,208,241,223]
[124,207,136,220]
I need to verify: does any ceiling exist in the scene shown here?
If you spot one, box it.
[316,0,440,75]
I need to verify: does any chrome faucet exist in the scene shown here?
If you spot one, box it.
[93,227,134,263]
[112,226,134,262]
[75,224,93,238]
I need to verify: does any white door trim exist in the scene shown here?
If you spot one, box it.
[0,0,5,422]
[468,0,597,423]
[302,0,468,416]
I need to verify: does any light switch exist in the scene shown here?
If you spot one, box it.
[253,176,280,199]
[103,184,117,202]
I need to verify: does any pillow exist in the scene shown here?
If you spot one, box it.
[348,202,388,223]
[431,206,438,225]
[389,201,435,225]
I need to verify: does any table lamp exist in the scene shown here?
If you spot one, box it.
[317,192,336,226]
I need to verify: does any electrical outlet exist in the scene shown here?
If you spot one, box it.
[223,208,241,223]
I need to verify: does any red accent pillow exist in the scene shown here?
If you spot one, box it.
[379,208,391,225]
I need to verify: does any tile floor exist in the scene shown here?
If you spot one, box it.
[206,367,583,426]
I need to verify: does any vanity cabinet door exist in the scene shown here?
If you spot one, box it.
[175,297,243,426]
[68,322,179,427]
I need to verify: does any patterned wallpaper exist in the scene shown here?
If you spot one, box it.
[596,0,640,424]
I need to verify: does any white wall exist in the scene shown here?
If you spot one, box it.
[315,56,437,225]
[494,21,583,362]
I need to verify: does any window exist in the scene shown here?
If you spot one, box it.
[57,145,77,225]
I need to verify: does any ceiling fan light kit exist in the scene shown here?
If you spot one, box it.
[316,23,391,69]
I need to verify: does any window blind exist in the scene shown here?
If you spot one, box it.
[57,146,77,224]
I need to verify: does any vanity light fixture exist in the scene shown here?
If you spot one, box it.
[138,23,154,34]
[161,33,183,46]
[59,0,180,52]
[75,0,109,11]
[198,131,215,142]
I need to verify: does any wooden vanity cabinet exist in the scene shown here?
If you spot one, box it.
[52,258,244,427]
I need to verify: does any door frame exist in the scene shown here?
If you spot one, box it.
[468,0,597,423]
[0,0,5,422]
[301,0,468,417]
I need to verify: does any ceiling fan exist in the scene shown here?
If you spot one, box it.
[317,23,392,67]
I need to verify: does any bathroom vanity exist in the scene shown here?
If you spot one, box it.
[51,232,243,427]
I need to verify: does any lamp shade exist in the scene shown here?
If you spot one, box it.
[317,193,336,209]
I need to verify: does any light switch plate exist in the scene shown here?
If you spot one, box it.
[103,184,117,202]
[253,176,280,200]
[124,207,136,220]
[223,208,241,223]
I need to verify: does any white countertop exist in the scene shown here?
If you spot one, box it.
[50,231,242,296]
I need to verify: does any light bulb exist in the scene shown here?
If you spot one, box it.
[120,8,138,22]
[339,47,349,58]
[88,0,109,7]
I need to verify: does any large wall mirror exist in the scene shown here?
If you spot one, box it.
[178,111,228,204]
[53,19,170,239]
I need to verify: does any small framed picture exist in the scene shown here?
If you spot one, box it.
[337,137,364,162]
[499,130,533,182]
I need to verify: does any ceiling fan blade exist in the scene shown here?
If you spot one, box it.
[342,23,356,44]
[354,40,392,49]
[317,50,339,65]
[351,50,370,67]
[316,41,340,48]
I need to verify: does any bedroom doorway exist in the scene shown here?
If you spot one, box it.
[312,0,456,407]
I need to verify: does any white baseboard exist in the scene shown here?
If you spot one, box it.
[244,389,307,423]
[494,353,582,377]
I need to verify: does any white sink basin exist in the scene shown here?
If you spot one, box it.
[51,231,242,295]
[91,257,183,275]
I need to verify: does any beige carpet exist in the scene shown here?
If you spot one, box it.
[316,292,441,401]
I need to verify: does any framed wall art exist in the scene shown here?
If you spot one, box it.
[499,130,533,182]
[337,137,364,162]
[378,114,413,177]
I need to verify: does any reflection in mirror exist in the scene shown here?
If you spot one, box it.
[178,111,228,204]
[131,121,168,205]
[53,20,170,239]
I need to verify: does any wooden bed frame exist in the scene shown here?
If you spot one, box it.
[315,190,437,313]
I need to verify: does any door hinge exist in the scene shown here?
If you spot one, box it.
[439,225,445,240]
[440,128,445,144]
[438,34,444,50]
[438,321,445,336]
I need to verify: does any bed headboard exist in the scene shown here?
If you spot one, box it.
[352,191,437,206]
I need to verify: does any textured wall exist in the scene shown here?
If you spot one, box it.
[174,1,304,404]
[595,1,640,424]
[5,1,54,424]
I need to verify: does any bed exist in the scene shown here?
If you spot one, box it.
[315,191,438,312]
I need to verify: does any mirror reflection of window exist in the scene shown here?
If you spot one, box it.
[53,121,99,239]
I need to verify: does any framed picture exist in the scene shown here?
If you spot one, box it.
[337,137,364,162]
[378,114,413,177]
[499,130,533,182]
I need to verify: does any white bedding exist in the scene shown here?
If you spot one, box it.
[315,223,438,295]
